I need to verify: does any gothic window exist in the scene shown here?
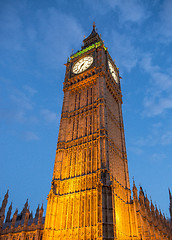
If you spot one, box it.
[90,114,92,134]
[86,89,88,105]
[90,87,92,104]
[94,109,97,132]
[88,148,91,173]
[72,117,75,140]
[74,93,77,110]
[87,194,91,226]
[62,198,68,229]
[81,196,84,227]
[78,92,81,108]
[85,116,87,136]
[73,152,76,176]
[76,117,79,138]
[92,145,96,172]
[68,198,73,228]
[83,149,86,175]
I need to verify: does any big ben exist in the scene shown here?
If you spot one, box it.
[43,23,132,240]
[42,24,172,240]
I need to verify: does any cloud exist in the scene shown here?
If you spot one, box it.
[41,109,57,123]
[161,131,172,145]
[141,55,172,117]
[128,146,144,156]
[107,0,149,24]
[34,8,83,68]
[159,0,172,39]
[143,93,172,116]
[151,153,167,163]
[0,0,26,51]
[23,86,37,97]
[141,54,159,73]
[0,2,83,69]
[146,0,172,43]
[0,77,38,123]
[21,131,39,141]
[110,31,138,72]
[10,89,33,111]
[131,120,172,148]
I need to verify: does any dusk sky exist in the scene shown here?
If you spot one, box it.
[0,0,172,218]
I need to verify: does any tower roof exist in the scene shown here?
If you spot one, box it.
[82,23,102,49]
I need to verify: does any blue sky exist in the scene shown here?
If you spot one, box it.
[0,0,172,218]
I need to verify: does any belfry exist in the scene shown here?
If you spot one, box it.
[0,24,172,240]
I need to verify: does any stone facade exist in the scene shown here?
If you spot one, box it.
[0,25,172,240]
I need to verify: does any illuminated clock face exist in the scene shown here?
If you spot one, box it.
[72,56,93,74]
[108,60,118,83]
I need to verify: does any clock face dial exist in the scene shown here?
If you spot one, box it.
[108,60,118,83]
[72,56,93,74]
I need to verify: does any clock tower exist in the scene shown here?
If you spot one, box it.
[43,24,133,240]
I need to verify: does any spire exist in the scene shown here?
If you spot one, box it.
[155,204,160,219]
[21,199,29,220]
[35,204,40,219]
[0,190,9,229]
[139,186,145,206]
[0,190,9,214]
[93,22,96,31]
[5,202,12,223]
[82,23,102,49]
[145,194,150,211]
[30,211,33,219]
[132,179,138,201]
[169,188,172,221]
[150,200,155,215]
[38,203,44,225]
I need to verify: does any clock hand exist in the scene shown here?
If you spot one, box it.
[80,62,85,70]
